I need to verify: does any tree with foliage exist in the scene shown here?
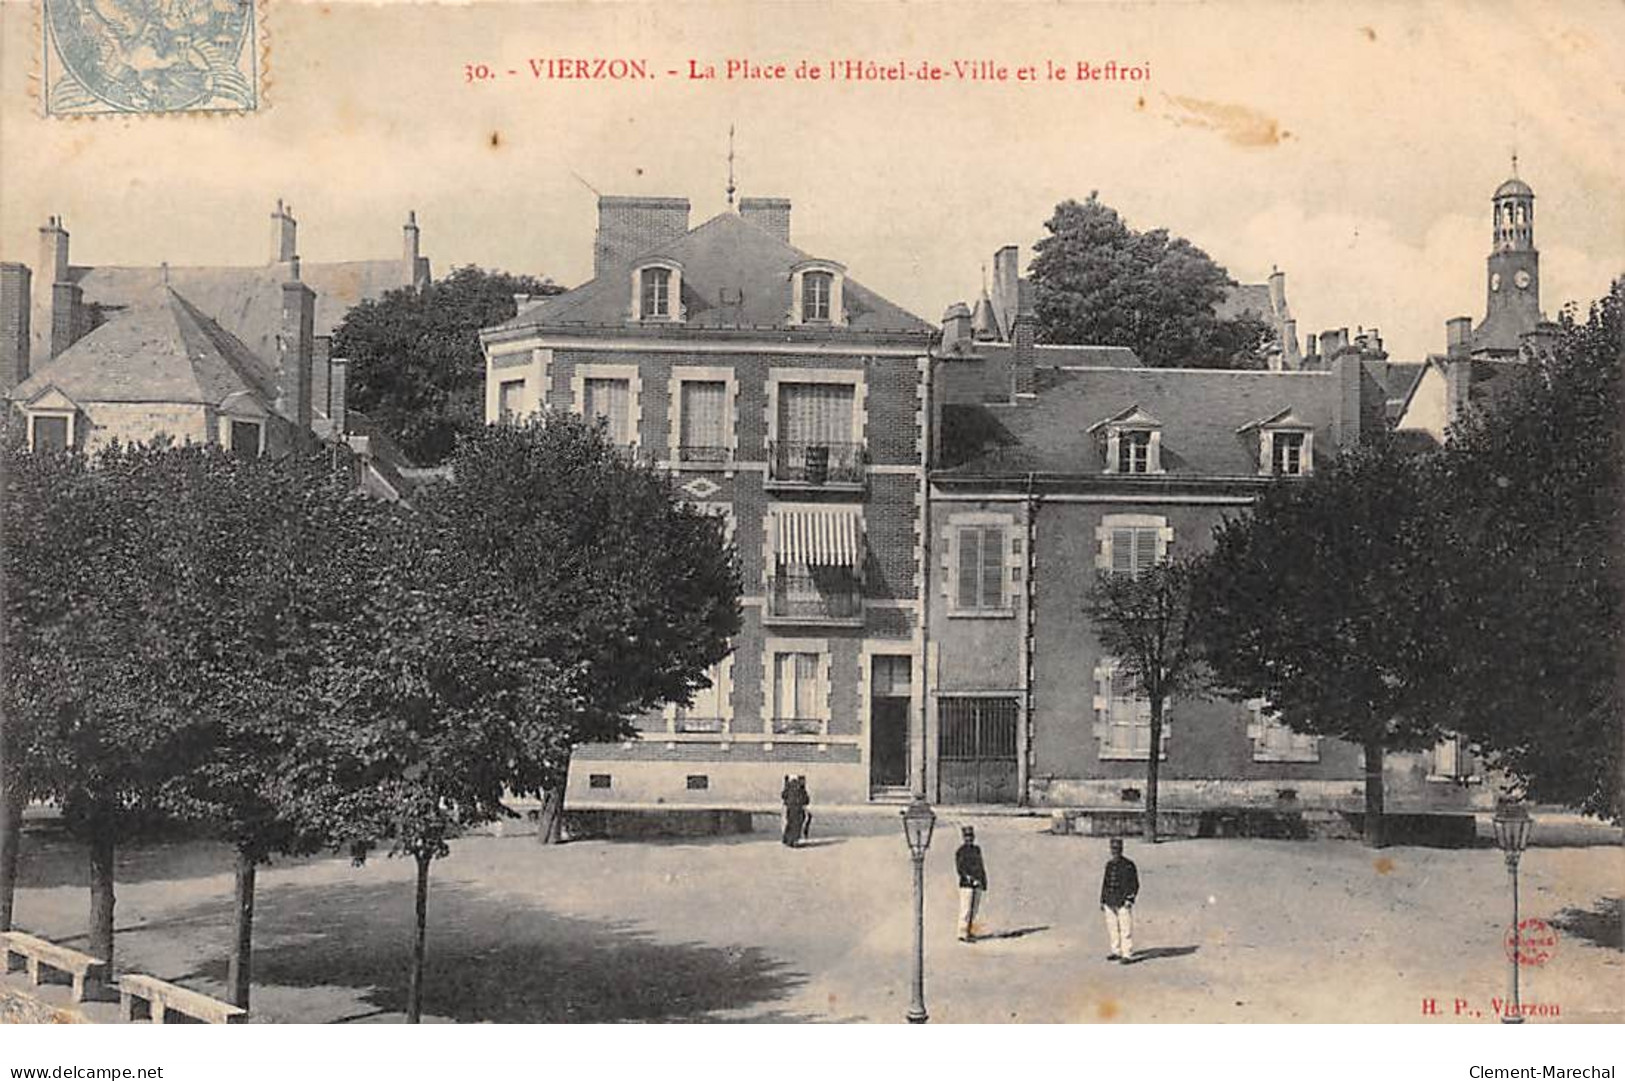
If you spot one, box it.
[1194,440,1455,847]
[334,266,563,465]
[1432,280,1623,821]
[2,440,210,965]
[1083,557,1205,842]
[417,416,742,845]
[1030,193,1271,368]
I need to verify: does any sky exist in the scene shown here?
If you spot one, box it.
[2,0,1622,362]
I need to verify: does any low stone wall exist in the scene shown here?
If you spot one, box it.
[1028,777,1497,814]
[563,808,756,840]
[1050,808,1480,847]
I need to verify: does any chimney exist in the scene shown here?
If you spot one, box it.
[279,278,315,437]
[1319,327,1349,358]
[1445,316,1473,357]
[1280,318,1301,370]
[403,209,420,273]
[310,335,331,426]
[0,263,31,393]
[1304,332,1318,362]
[328,357,350,435]
[593,196,690,280]
[271,199,297,264]
[1332,349,1364,449]
[1444,357,1472,428]
[1267,266,1289,317]
[32,217,72,371]
[40,217,70,283]
[50,280,83,362]
[991,245,1021,341]
[1011,279,1036,399]
[941,302,972,353]
[738,197,791,244]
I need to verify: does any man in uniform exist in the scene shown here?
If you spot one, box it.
[1100,837,1139,962]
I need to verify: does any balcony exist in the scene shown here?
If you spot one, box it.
[771,716,826,736]
[677,444,731,466]
[766,571,863,625]
[767,440,865,487]
[673,714,726,734]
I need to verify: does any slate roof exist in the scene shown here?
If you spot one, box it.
[488,212,932,337]
[71,258,415,347]
[974,341,1141,368]
[13,288,278,408]
[937,365,1346,478]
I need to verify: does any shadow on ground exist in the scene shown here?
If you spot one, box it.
[1125,946,1200,964]
[150,877,808,1023]
[1549,897,1622,952]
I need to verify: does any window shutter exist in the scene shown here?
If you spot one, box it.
[980,526,1005,608]
[957,527,982,607]
[1111,528,1135,574]
[1134,527,1159,572]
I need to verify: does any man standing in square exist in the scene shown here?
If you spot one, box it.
[955,826,988,942]
[1100,837,1139,962]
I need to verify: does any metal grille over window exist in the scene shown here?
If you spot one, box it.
[640,266,670,318]
[583,377,632,445]
[956,525,1007,610]
[938,697,1019,804]
[774,382,860,482]
[679,380,728,462]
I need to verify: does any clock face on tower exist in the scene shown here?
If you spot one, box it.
[1515,269,1532,290]
[1491,272,1502,292]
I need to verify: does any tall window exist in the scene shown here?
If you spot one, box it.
[1247,701,1319,762]
[229,419,264,456]
[583,377,633,445]
[675,658,729,733]
[778,382,854,446]
[498,378,526,423]
[956,525,1007,611]
[1118,430,1153,474]
[678,380,728,462]
[30,415,70,452]
[802,271,833,322]
[1272,431,1306,475]
[1094,661,1165,760]
[640,267,671,319]
[1110,525,1161,577]
[772,651,825,734]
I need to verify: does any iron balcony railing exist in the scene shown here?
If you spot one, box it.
[768,572,862,621]
[678,444,731,464]
[768,440,865,484]
[771,716,825,736]
[673,714,726,734]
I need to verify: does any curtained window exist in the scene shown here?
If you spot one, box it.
[773,651,826,733]
[679,380,728,459]
[583,377,633,445]
[778,382,854,446]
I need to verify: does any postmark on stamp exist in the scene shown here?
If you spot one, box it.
[42,0,259,117]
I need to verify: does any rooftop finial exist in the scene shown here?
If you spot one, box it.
[726,124,737,209]
[1511,150,1519,177]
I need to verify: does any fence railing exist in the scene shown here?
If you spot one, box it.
[768,572,862,620]
[771,716,825,736]
[768,440,864,484]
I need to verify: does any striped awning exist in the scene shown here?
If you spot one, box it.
[776,507,863,568]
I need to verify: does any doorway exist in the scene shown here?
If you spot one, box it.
[869,656,912,792]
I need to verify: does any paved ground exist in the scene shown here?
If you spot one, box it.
[3,814,1620,1023]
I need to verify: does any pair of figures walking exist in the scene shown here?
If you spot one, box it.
[952,828,1140,961]
[780,775,811,846]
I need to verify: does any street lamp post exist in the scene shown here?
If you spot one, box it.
[1492,801,1534,1025]
[901,797,936,1024]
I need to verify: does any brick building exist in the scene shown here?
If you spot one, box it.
[479,195,934,805]
[925,248,1490,812]
[3,203,426,494]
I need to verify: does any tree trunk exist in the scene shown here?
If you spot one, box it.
[227,850,256,1010]
[1143,700,1164,843]
[1363,734,1387,848]
[0,784,22,933]
[535,758,571,845]
[88,830,116,967]
[406,850,431,1024]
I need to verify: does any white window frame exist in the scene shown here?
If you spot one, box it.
[26,409,77,452]
[1095,513,1173,575]
[485,347,550,423]
[571,362,642,450]
[1092,658,1168,761]
[788,260,846,327]
[763,637,832,736]
[1105,425,1163,474]
[945,512,1019,617]
[222,416,267,456]
[1245,699,1320,763]
[630,259,684,323]
[1428,733,1480,783]
[668,365,738,468]
[1262,427,1314,476]
[666,653,734,735]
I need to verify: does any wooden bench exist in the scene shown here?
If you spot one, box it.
[0,930,109,1003]
[118,973,246,1024]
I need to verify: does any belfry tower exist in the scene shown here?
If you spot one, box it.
[1474,161,1541,356]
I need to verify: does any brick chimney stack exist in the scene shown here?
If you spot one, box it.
[403,210,423,285]
[1011,279,1036,399]
[991,245,1021,341]
[271,199,298,264]
[739,197,791,244]
[0,263,31,393]
[279,276,315,438]
[1445,316,1473,357]
[328,357,350,435]
[941,302,972,353]
[33,217,77,370]
[593,196,690,280]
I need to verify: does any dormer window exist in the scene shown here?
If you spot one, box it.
[640,267,670,318]
[229,419,266,456]
[630,260,683,322]
[789,260,846,326]
[1087,406,1164,475]
[28,413,73,452]
[1239,410,1315,477]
